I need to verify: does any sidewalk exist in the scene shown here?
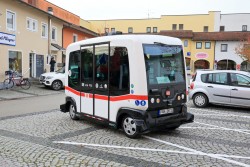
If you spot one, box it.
[0,83,64,101]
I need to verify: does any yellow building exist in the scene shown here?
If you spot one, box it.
[87,11,219,34]
[85,12,220,74]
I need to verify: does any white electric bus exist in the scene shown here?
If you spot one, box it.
[60,35,194,138]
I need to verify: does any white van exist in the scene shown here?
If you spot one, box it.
[60,35,194,138]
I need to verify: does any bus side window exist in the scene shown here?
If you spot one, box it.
[68,51,81,91]
[110,47,130,96]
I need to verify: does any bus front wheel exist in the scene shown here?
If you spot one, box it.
[69,103,79,120]
[122,116,140,138]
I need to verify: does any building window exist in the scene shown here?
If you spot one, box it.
[9,51,22,74]
[184,40,188,47]
[179,24,184,30]
[204,26,209,32]
[205,42,211,49]
[27,17,38,32]
[221,44,228,52]
[172,24,177,30]
[41,23,48,38]
[6,10,16,31]
[105,28,109,34]
[196,42,202,49]
[51,26,57,41]
[220,26,225,32]
[128,27,133,33]
[242,25,247,31]
[111,28,115,33]
[146,27,151,33]
[73,34,78,42]
[153,27,157,33]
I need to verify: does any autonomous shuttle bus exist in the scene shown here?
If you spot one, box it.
[60,35,194,138]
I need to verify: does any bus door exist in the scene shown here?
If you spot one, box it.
[80,43,110,120]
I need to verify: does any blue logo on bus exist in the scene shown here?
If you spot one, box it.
[141,100,146,106]
[135,100,140,106]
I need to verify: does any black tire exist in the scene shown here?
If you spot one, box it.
[122,115,140,138]
[3,79,14,89]
[193,93,209,108]
[69,102,79,120]
[20,80,31,90]
[52,80,62,91]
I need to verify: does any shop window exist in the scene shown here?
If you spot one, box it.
[7,10,16,31]
[196,42,202,49]
[205,42,211,49]
[185,57,191,70]
[172,24,177,30]
[128,27,133,33]
[204,26,208,32]
[146,27,151,33]
[110,47,130,96]
[9,51,22,74]
[221,44,228,52]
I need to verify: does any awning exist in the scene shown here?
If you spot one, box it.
[51,43,65,51]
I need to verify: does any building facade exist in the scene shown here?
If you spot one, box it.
[0,0,66,81]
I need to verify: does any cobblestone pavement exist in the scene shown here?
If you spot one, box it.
[0,102,249,167]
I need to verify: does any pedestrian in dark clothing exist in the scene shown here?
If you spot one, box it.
[50,57,56,72]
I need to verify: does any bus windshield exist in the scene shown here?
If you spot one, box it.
[143,44,185,85]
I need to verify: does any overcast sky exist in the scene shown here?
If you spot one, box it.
[47,0,250,20]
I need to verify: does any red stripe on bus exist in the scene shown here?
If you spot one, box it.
[65,86,148,101]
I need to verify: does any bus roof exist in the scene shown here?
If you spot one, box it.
[67,34,182,50]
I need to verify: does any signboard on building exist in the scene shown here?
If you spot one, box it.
[0,32,16,46]
[195,52,209,59]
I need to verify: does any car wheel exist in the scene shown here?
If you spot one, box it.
[52,80,62,91]
[122,115,140,138]
[193,93,208,108]
[69,103,79,120]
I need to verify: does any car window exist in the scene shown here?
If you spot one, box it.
[230,73,250,87]
[201,74,207,83]
[213,73,228,85]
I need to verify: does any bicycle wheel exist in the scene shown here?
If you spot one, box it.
[20,80,31,90]
[3,79,14,89]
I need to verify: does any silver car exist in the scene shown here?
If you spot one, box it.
[189,70,250,108]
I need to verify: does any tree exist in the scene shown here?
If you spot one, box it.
[235,38,250,62]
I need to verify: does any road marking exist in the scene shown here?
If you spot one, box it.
[143,136,250,167]
[53,141,250,161]
[193,113,250,119]
[180,126,250,132]
[190,107,250,118]
[195,121,250,135]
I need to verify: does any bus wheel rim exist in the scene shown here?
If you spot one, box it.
[123,117,136,136]
[69,105,75,118]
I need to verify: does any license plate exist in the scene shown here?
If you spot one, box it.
[159,108,174,115]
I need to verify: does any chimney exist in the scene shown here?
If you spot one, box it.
[47,7,53,15]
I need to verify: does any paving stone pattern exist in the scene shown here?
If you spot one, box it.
[0,103,249,166]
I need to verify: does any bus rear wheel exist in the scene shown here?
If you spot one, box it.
[69,103,79,120]
[122,116,140,138]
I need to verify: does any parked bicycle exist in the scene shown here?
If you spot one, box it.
[4,70,31,90]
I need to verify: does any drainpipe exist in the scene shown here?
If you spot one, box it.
[48,7,53,58]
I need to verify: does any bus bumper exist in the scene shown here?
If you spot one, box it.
[134,106,194,133]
